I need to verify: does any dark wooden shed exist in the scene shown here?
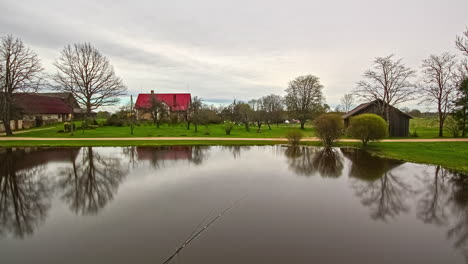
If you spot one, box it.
[342,100,412,137]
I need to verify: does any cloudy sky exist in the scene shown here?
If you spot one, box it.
[1,0,467,110]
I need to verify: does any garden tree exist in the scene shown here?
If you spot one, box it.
[148,95,167,128]
[52,43,126,126]
[314,113,344,148]
[340,93,355,112]
[0,35,43,136]
[453,78,468,136]
[354,54,416,133]
[419,53,458,137]
[229,100,253,131]
[285,74,325,129]
[248,99,267,132]
[189,96,203,132]
[261,94,284,127]
[347,113,388,146]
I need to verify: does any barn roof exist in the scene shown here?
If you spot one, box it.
[135,93,191,111]
[14,93,72,114]
[342,100,412,119]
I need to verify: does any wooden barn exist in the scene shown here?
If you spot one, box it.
[343,100,412,137]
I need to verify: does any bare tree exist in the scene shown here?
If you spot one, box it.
[354,54,416,132]
[340,93,355,112]
[52,43,126,123]
[285,74,324,129]
[456,27,468,56]
[261,94,284,128]
[190,96,203,132]
[148,95,167,128]
[419,53,458,137]
[0,35,43,135]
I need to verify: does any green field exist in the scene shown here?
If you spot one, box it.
[2,122,316,138]
[2,117,463,139]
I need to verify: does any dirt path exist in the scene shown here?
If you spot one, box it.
[0,136,468,142]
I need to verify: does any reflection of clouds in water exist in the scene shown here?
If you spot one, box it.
[0,148,52,238]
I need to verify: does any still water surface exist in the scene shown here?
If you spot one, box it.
[0,146,467,264]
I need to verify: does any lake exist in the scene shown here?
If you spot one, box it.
[0,145,467,264]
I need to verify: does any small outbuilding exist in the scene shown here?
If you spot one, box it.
[343,100,412,137]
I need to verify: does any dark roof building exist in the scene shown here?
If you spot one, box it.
[343,100,412,137]
[13,93,72,115]
[135,91,191,111]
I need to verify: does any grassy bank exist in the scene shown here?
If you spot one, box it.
[1,138,466,173]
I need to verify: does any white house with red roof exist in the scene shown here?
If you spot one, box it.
[134,90,191,120]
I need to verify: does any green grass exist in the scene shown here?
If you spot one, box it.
[3,122,315,138]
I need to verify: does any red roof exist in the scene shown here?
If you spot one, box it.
[14,93,72,114]
[135,93,191,111]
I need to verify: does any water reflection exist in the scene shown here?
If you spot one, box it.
[284,146,343,177]
[57,147,128,215]
[1,146,468,263]
[343,148,413,221]
[416,166,450,225]
[135,146,209,168]
[0,148,53,238]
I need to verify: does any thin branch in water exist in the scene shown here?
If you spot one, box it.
[162,195,247,264]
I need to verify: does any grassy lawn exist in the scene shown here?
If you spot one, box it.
[2,122,316,138]
[360,142,468,173]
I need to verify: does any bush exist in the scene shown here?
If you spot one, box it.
[286,129,303,145]
[445,116,460,138]
[105,114,126,127]
[224,121,234,135]
[314,113,344,148]
[347,114,388,146]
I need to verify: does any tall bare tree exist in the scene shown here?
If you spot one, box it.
[261,94,284,128]
[285,74,324,129]
[354,54,416,132]
[52,43,126,123]
[419,53,458,137]
[340,93,355,112]
[0,35,43,135]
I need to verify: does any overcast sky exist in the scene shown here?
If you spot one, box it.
[1,0,467,110]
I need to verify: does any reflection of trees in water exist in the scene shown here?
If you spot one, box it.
[344,148,412,221]
[222,146,251,159]
[446,170,468,261]
[416,166,450,225]
[284,146,343,177]
[57,147,127,215]
[0,148,52,238]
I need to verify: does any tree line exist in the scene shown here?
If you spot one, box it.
[0,36,127,136]
[352,27,468,137]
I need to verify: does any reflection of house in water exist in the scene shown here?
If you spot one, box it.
[0,148,77,238]
[0,147,80,171]
[342,148,412,221]
[137,146,193,161]
[135,146,208,167]
[341,148,404,181]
